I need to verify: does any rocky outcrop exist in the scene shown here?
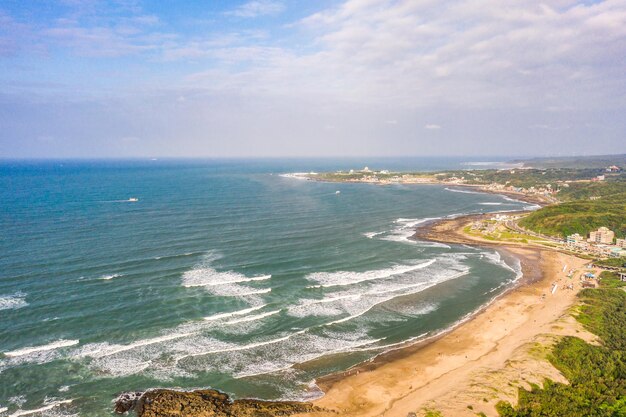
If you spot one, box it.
[115,389,325,417]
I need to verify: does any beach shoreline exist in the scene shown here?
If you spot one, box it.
[117,190,589,417]
[295,213,595,417]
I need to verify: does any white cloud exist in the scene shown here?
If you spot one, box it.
[424,124,441,130]
[226,1,285,18]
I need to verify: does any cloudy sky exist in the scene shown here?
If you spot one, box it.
[1,0,625,158]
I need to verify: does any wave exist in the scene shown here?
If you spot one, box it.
[0,293,28,311]
[320,271,466,327]
[379,217,446,246]
[183,271,271,287]
[72,258,457,381]
[478,202,503,205]
[444,187,482,194]
[482,251,520,277]
[232,336,384,379]
[363,231,384,239]
[306,259,437,288]
[303,294,362,305]
[7,400,73,417]
[177,330,308,361]
[353,332,429,352]
[182,252,272,299]
[77,333,194,358]
[4,340,79,358]
[224,310,281,325]
[291,255,470,325]
[98,273,122,281]
[154,251,201,260]
[204,305,267,321]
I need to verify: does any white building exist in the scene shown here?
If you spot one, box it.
[567,233,584,246]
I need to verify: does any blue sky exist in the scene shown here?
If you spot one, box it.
[1,0,625,158]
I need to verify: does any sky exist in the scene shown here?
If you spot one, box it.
[1,0,625,158]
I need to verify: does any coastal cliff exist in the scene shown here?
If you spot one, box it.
[115,389,323,417]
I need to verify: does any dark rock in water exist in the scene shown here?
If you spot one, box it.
[115,388,325,416]
[115,391,144,414]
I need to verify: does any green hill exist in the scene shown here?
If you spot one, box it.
[519,193,626,239]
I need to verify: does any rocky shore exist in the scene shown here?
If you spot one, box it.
[115,389,324,417]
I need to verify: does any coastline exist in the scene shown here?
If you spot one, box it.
[299,174,553,207]
[117,188,587,417]
[294,213,595,417]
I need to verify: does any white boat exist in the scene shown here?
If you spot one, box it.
[335,191,341,195]
[128,198,139,202]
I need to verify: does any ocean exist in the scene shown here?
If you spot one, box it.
[0,158,531,416]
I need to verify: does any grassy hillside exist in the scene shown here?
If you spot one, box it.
[519,193,626,239]
[512,154,626,169]
[497,289,626,416]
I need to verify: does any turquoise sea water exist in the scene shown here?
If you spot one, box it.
[0,159,532,416]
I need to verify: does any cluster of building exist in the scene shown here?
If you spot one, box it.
[478,182,558,199]
[566,227,626,257]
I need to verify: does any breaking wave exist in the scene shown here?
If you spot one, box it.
[306,259,437,288]
[0,293,28,311]
[181,252,272,299]
[4,340,79,358]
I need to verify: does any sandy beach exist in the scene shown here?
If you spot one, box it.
[296,215,596,417]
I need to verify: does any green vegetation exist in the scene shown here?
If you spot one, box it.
[598,271,626,289]
[594,257,626,269]
[512,154,626,169]
[435,167,624,190]
[423,410,444,417]
[518,192,626,239]
[496,289,626,416]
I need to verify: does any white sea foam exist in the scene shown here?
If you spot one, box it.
[53,249,519,386]
[204,304,267,321]
[208,287,272,297]
[98,273,122,280]
[182,271,271,287]
[4,340,79,358]
[231,335,384,379]
[278,172,317,180]
[354,332,429,352]
[178,330,307,361]
[181,253,272,299]
[76,333,194,358]
[224,310,280,325]
[482,251,519,276]
[363,231,384,239]
[478,202,503,205]
[306,259,437,288]
[7,400,73,417]
[380,217,448,246]
[304,294,362,305]
[9,400,73,417]
[0,293,28,311]
[291,255,470,326]
[444,187,482,194]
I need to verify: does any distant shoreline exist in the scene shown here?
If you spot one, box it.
[290,172,553,207]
